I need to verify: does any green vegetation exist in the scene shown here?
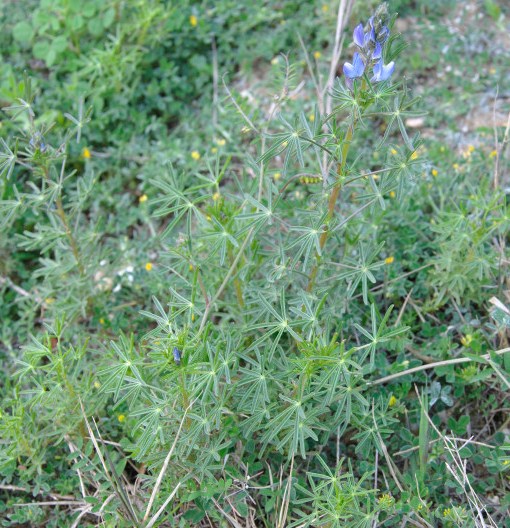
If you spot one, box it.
[0,1,509,526]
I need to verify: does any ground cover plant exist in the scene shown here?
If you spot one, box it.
[0,0,509,526]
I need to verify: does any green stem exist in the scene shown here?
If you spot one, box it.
[43,165,85,276]
[306,120,356,292]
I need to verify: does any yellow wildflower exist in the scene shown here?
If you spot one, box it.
[321,5,329,12]
[385,256,394,265]
[308,113,315,122]
[189,264,194,271]
[313,51,321,59]
[390,148,397,155]
[94,381,101,389]
[468,145,475,153]
[82,147,91,159]
[443,508,452,517]
[99,317,105,325]
[211,147,218,153]
[117,414,126,423]
[460,334,472,347]
[410,150,418,160]
[145,262,153,272]
[241,126,251,134]
[139,194,148,203]
[45,297,55,304]
[189,15,197,27]
[216,138,226,146]
[389,395,397,407]
[490,150,497,158]
[431,169,438,177]
[191,150,201,160]
[271,56,279,65]
[274,172,281,181]
[389,190,396,198]
[453,163,459,170]
[206,215,212,221]
[212,192,220,201]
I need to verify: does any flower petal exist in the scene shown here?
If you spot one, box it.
[353,23,365,47]
[373,42,382,60]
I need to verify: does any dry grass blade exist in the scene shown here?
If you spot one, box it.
[143,401,193,522]
[78,398,139,524]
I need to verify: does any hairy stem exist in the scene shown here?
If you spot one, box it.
[306,121,355,291]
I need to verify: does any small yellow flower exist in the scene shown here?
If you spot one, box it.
[490,150,497,158]
[321,4,329,12]
[216,138,226,146]
[271,56,279,65]
[431,169,438,177]
[440,146,446,152]
[443,508,452,517]
[94,380,101,389]
[390,148,397,155]
[139,194,148,203]
[241,126,251,134]
[313,51,321,59]
[389,395,397,407]
[206,215,212,221]
[389,190,396,198]
[274,172,281,181]
[189,15,197,27]
[212,192,221,201]
[191,313,195,322]
[145,262,153,272]
[191,150,201,160]
[308,113,315,122]
[468,145,475,153]
[189,264,194,271]
[117,414,126,423]
[460,334,472,347]
[45,297,55,304]
[453,163,459,170]
[503,460,510,466]
[99,317,105,325]
[82,147,91,159]
[385,256,394,265]
[410,150,419,160]
[211,147,218,153]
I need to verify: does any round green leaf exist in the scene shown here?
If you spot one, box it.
[102,7,115,28]
[13,21,34,43]
[33,40,50,60]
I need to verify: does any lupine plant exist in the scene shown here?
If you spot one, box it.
[1,2,509,527]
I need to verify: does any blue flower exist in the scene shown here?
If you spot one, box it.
[343,52,366,79]
[173,347,181,365]
[371,59,395,82]
[372,42,382,60]
[353,23,371,49]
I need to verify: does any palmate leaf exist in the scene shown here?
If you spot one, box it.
[259,393,322,459]
[99,335,145,402]
[257,113,309,172]
[150,170,209,241]
[0,138,16,180]
[286,211,328,271]
[354,304,409,365]
[334,242,385,304]
[199,216,239,266]
[247,290,303,362]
